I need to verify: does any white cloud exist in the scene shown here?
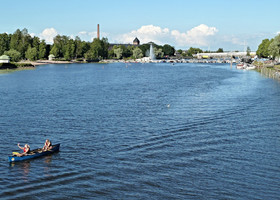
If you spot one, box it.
[115,25,170,44]
[39,28,58,44]
[231,37,246,46]
[78,31,88,35]
[221,35,245,46]
[78,31,109,41]
[114,24,218,47]
[171,24,218,46]
[78,31,97,41]
[30,33,36,38]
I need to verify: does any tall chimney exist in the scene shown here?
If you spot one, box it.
[97,24,100,39]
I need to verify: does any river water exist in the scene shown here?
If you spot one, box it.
[0,63,279,199]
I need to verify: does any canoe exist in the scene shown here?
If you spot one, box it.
[9,144,60,162]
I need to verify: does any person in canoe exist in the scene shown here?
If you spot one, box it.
[42,139,52,151]
[17,143,30,157]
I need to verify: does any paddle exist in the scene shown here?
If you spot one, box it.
[12,152,19,155]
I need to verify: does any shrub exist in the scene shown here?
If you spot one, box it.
[4,49,21,62]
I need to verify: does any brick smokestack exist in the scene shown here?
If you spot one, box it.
[97,24,100,39]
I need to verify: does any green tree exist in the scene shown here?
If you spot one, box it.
[100,38,109,58]
[50,45,59,57]
[74,36,83,58]
[268,34,280,60]
[217,48,223,53]
[256,39,271,58]
[108,45,118,58]
[81,41,90,57]
[125,45,134,58]
[132,47,143,59]
[32,36,40,51]
[53,35,69,58]
[154,47,164,58]
[89,39,101,59]
[139,43,150,57]
[38,40,47,59]
[0,33,10,55]
[21,29,32,57]
[4,49,21,62]
[187,47,203,57]
[9,28,32,59]
[89,38,109,59]
[114,47,123,59]
[84,50,97,61]
[10,29,22,52]
[64,39,75,60]
[162,44,175,56]
[25,46,38,61]
[181,52,187,58]
[177,49,183,54]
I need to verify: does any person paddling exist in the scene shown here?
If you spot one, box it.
[42,139,52,151]
[17,143,30,157]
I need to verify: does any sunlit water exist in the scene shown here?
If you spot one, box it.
[0,63,279,199]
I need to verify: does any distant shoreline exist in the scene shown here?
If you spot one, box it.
[25,60,76,66]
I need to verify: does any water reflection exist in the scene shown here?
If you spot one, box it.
[9,154,55,180]
[10,161,31,182]
[43,155,53,177]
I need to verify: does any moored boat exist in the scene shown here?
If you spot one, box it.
[245,64,256,70]
[9,144,60,162]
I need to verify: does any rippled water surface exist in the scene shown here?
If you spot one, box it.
[0,63,279,199]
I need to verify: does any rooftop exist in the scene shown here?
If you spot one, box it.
[0,55,10,60]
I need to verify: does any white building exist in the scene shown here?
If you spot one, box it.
[0,55,10,63]
[48,54,55,61]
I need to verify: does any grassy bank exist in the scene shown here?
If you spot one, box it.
[0,62,35,74]
[0,63,17,70]
[0,62,34,69]
[254,63,280,80]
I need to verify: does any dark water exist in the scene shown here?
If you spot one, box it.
[0,63,279,199]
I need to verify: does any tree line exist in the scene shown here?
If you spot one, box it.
[0,28,48,62]
[0,28,177,62]
[1,28,236,62]
[0,28,107,62]
[256,33,280,59]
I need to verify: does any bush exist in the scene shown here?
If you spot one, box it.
[25,47,38,61]
[4,49,21,62]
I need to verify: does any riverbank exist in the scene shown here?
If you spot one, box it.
[0,60,77,74]
[2,59,280,82]
[23,60,75,66]
[251,61,280,81]
[0,62,35,74]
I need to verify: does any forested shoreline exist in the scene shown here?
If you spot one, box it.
[256,34,280,60]
[0,28,224,64]
[1,28,279,64]
[0,28,178,62]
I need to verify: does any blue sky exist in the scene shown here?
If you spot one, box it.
[1,0,279,51]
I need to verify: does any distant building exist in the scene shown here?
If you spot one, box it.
[109,37,140,50]
[48,54,55,61]
[0,55,10,63]
[133,37,140,45]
